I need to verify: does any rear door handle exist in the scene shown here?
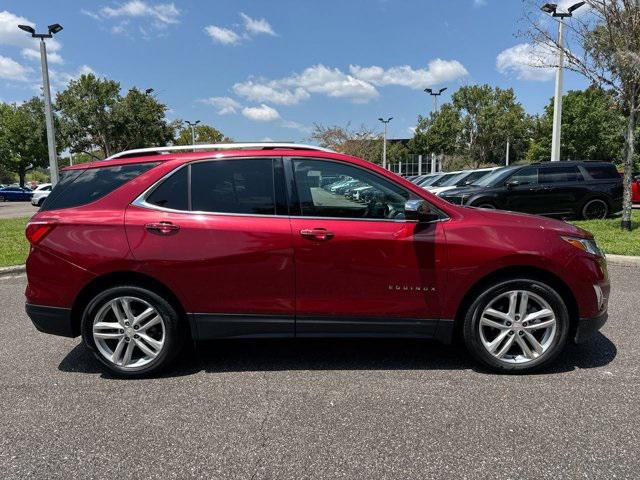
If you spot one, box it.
[300,228,334,241]
[145,221,180,235]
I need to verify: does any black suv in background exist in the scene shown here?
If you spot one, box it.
[439,161,622,219]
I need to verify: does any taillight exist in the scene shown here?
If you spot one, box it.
[25,222,56,245]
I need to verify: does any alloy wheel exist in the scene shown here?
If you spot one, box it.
[583,199,608,220]
[92,296,166,369]
[478,290,557,364]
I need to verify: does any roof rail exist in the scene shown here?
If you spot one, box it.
[106,143,335,160]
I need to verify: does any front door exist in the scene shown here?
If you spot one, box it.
[502,166,547,214]
[125,157,295,338]
[287,157,446,337]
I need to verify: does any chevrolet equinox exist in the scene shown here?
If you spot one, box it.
[25,144,609,377]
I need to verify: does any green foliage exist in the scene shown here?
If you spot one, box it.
[56,74,176,159]
[175,123,226,145]
[526,87,626,163]
[0,217,30,267]
[571,210,639,256]
[410,85,531,168]
[0,98,50,186]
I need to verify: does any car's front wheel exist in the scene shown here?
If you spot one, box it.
[81,285,184,377]
[462,279,569,373]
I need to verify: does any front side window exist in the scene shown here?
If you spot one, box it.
[540,166,583,184]
[292,158,411,220]
[508,167,539,186]
[191,159,276,215]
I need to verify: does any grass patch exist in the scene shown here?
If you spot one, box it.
[571,210,640,256]
[0,216,29,267]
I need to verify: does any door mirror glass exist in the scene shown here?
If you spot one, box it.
[404,199,434,222]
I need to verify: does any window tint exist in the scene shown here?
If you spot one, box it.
[191,159,276,215]
[509,167,538,186]
[41,163,157,211]
[293,159,411,220]
[540,165,583,184]
[146,166,188,210]
[463,170,493,185]
[584,164,620,180]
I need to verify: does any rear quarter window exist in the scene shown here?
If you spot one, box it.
[41,162,158,211]
[584,164,620,180]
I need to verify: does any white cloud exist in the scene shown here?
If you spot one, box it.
[234,64,379,105]
[100,1,180,25]
[281,120,311,133]
[349,59,468,90]
[242,104,280,122]
[473,0,487,6]
[50,65,96,89]
[233,81,310,105]
[200,96,241,115]
[240,13,276,36]
[0,55,31,81]
[204,25,242,45]
[21,48,63,64]
[496,43,555,81]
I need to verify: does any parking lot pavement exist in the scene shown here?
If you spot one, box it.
[0,202,38,219]
[1,266,639,479]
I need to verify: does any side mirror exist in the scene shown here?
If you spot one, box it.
[506,180,519,189]
[404,199,434,222]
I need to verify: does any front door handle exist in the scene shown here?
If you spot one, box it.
[145,221,180,235]
[300,228,334,241]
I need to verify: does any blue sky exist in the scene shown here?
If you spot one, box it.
[0,0,589,142]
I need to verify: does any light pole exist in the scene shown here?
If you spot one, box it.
[378,117,393,170]
[424,87,447,113]
[184,120,201,145]
[18,23,63,185]
[541,2,585,162]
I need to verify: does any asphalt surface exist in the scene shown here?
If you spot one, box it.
[0,201,38,219]
[1,265,638,479]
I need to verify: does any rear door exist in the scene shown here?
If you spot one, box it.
[538,165,586,216]
[287,157,447,337]
[125,157,295,338]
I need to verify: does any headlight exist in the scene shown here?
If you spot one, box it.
[561,236,604,257]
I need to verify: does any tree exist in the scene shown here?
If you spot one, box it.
[56,74,176,159]
[526,86,626,162]
[310,122,409,165]
[525,0,640,230]
[410,85,531,168]
[0,98,49,186]
[175,123,226,145]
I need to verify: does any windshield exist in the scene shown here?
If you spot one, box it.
[439,172,469,187]
[418,174,443,187]
[472,167,516,187]
[431,172,459,187]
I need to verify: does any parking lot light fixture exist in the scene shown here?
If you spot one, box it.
[378,117,393,170]
[185,120,201,145]
[17,22,62,185]
[424,87,447,113]
[541,2,585,162]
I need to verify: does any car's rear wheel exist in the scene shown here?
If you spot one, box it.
[582,198,609,220]
[462,279,569,373]
[0,195,5,202]
[81,285,184,377]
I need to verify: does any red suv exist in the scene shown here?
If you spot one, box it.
[25,144,609,376]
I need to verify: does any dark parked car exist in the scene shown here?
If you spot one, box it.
[26,144,609,377]
[0,186,34,202]
[440,161,622,219]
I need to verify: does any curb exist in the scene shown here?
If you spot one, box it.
[0,265,26,277]
[606,254,640,267]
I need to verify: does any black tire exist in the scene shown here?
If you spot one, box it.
[462,279,570,373]
[474,202,496,210]
[581,198,609,220]
[81,285,184,377]
[0,195,5,202]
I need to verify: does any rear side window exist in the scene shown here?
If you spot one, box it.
[191,159,276,215]
[540,166,583,184]
[41,163,157,211]
[584,164,620,180]
[146,166,188,211]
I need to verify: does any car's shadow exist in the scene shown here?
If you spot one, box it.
[58,332,617,379]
